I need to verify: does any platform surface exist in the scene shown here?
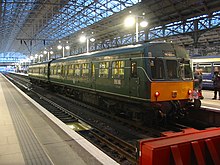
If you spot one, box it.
[201,90,220,110]
[0,73,119,165]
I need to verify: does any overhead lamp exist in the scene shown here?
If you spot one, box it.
[79,35,87,43]
[140,20,148,27]
[65,45,70,50]
[124,16,135,27]
[90,38,96,42]
[57,45,62,50]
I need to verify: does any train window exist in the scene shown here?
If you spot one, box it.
[63,65,65,75]
[131,61,137,78]
[62,65,66,76]
[197,63,212,74]
[65,65,69,76]
[213,63,220,67]
[74,64,81,77]
[45,67,48,75]
[163,51,175,57]
[179,61,192,79]
[54,67,56,75]
[150,59,165,79]
[40,68,44,74]
[99,62,109,78]
[57,65,61,75]
[91,63,95,77]
[200,66,211,74]
[166,60,178,79]
[68,65,73,75]
[82,63,89,77]
[112,61,124,79]
[51,66,55,75]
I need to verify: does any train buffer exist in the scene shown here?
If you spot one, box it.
[137,127,220,165]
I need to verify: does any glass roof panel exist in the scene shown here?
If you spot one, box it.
[36,0,139,40]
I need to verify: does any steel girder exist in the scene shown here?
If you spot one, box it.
[0,0,139,58]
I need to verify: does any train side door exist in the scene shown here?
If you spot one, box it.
[61,64,65,82]
[129,61,140,97]
[91,63,96,89]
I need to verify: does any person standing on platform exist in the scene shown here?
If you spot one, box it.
[194,68,204,99]
[212,67,220,100]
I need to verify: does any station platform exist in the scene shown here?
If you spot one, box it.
[0,73,119,165]
[201,90,220,110]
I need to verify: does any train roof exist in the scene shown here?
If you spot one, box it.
[30,42,187,66]
[191,55,220,63]
[52,42,182,63]
[191,55,220,59]
[29,60,52,66]
[53,43,146,63]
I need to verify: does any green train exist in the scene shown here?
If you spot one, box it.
[29,42,198,123]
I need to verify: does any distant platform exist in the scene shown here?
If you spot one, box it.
[201,90,220,110]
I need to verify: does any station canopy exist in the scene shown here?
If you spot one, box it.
[0,0,220,64]
[0,0,139,60]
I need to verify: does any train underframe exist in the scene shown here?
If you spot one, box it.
[31,78,195,125]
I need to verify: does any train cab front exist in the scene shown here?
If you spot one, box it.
[147,55,200,120]
[150,81,195,118]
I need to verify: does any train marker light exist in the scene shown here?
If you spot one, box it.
[155,91,160,97]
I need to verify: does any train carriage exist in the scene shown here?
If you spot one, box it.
[28,61,51,84]
[29,42,197,123]
[191,56,220,89]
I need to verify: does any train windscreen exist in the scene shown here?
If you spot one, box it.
[166,60,178,79]
[149,58,192,80]
[150,58,165,79]
[179,60,192,80]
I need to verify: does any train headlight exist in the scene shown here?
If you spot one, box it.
[155,91,160,97]
[188,89,192,95]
